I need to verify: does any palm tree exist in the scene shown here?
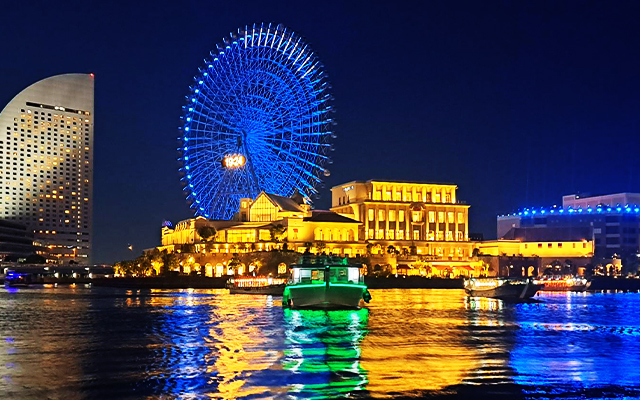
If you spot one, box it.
[314,241,327,254]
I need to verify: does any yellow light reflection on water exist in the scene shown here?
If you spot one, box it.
[205,294,284,399]
[360,289,479,394]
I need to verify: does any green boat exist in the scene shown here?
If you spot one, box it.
[283,257,372,310]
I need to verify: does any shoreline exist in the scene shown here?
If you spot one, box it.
[4,275,640,291]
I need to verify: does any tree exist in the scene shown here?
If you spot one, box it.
[365,241,373,256]
[314,241,327,254]
[564,259,574,275]
[372,264,391,277]
[248,250,299,276]
[409,244,417,256]
[181,243,195,254]
[386,245,396,255]
[196,226,217,243]
[228,253,242,275]
[160,250,178,275]
[269,224,287,242]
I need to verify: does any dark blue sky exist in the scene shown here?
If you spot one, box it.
[2,1,640,263]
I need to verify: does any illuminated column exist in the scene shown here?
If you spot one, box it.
[364,205,369,239]
[385,205,389,239]
[465,209,469,240]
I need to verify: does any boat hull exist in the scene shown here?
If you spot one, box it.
[465,282,543,299]
[285,284,366,310]
[539,283,589,292]
[4,283,29,288]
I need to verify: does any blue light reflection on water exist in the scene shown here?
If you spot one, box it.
[510,292,640,394]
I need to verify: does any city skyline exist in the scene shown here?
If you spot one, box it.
[2,1,640,263]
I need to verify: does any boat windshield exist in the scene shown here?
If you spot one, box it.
[328,266,363,284]
[290,267,326,285]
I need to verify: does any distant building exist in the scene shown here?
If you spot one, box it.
[498,192,640,259]
[0,219,46,261]
[0,74,94,262]
[478,236,594,277]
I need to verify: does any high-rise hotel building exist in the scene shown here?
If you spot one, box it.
[0,74,94,262]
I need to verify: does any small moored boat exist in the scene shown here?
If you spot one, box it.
[4,271,32,288]
[283,257,371,310]
[226,276,287,295]
[534,276,590,292]
[464,277,543,300]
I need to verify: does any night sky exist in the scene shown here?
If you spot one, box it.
[2,1,640,264]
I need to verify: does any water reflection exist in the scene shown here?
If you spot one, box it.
[361,289,480,395]
[3,287,640,399]
[511,292,640,398]
[282,308,369,398]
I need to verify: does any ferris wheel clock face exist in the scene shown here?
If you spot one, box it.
[179,23,335,220]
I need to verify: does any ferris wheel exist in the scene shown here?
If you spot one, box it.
[179,23,335,220]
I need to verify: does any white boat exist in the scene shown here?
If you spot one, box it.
[283,259,371,310]
[464,278,543,299]
[226,276,286,295]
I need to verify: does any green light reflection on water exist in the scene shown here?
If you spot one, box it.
[282,308,370,398]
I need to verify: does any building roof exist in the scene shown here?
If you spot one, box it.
[303,210,361,224]
[501,227,591,242]
[264,193,304,212]
[332,179,456,189]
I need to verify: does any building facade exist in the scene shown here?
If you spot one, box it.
[478,238,594,277]
[0,74,94,262]
[498,192,640,259]
[330,180,473,260]
[160,192,364,256]
[0,219,46,261]
[157,182,598,278]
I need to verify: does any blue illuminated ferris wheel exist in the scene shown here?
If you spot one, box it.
[179,23,335,220]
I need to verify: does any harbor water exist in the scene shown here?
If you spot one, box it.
[1,286,640,399]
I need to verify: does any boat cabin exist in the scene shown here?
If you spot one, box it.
[289,264,364,285]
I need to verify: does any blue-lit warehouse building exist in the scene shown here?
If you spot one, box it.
[498,193,640,259]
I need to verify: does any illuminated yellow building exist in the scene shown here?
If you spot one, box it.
[330,180,477,275]
[478,239,593,258]
[160,192,365,257]
[477,239,594,277]
[331,180,469,242]
[157,181,595,278]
